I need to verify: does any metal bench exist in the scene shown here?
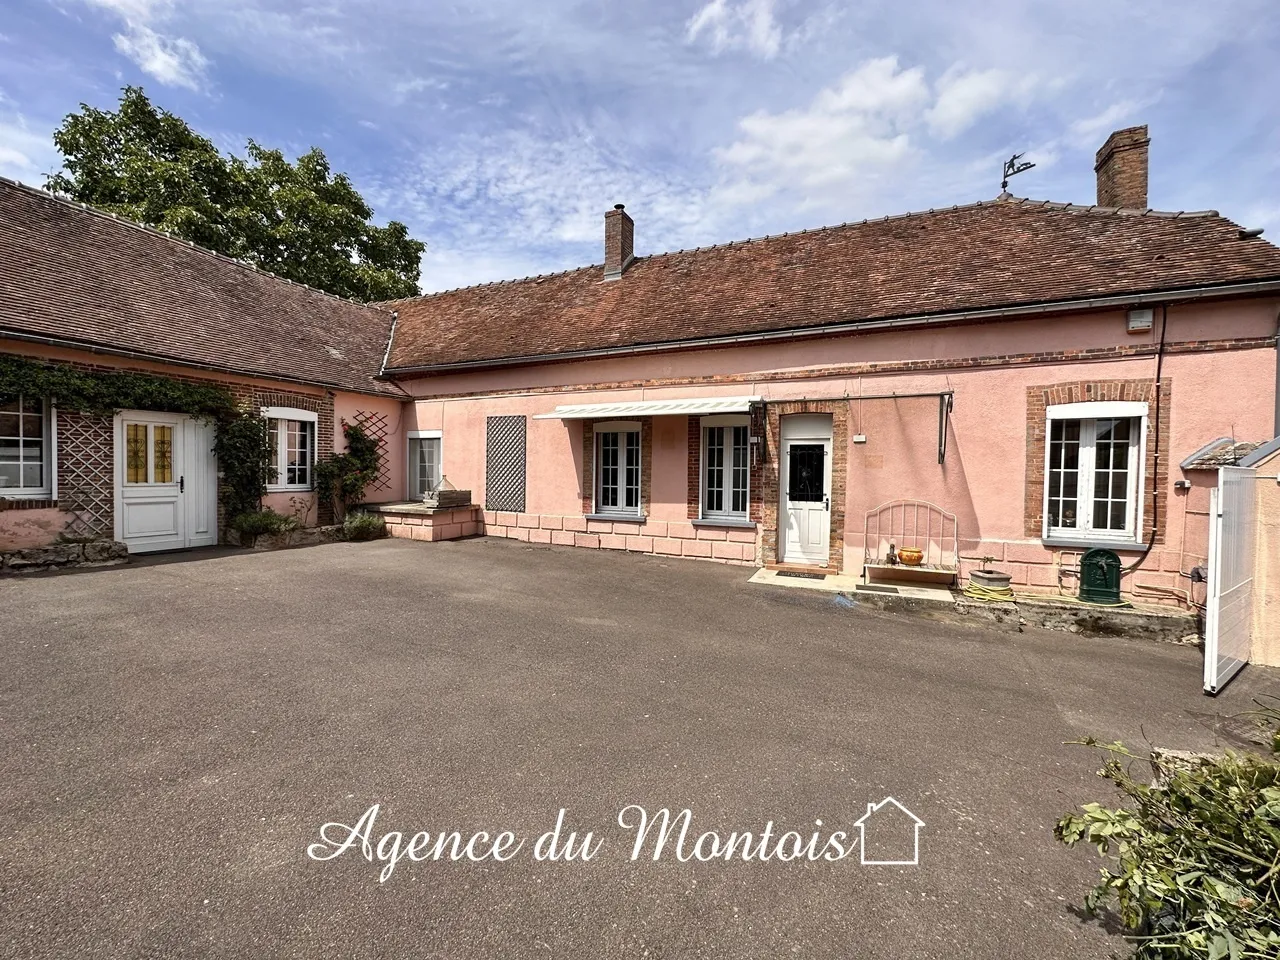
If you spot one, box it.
[862,499,960,586]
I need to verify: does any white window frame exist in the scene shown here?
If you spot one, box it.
[1042,401,1147,546]
[262,406,318,493]
[593,420,643,518]
[700,414,751,521]
[0,395,55,499]
[407,430,443,499]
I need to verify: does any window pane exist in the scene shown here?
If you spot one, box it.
[22,463,42,487]
[126,424,148,483]
[1110,502,1127,530]
[0,413,18,438]
[788,444,824,502]
[1086,416,1136,534]
[598,432,618,508]
[21,396,41,414]
[0,398,17,413]
[0,463,18,487]
[1047,418,1081,529]
[624,431,640,509]
[153,425,174,483]
[24,412,43,439]
[282,420,312,485]
[704,426,724,513]
[0,439,17,462]
[425,438,440,492]
[731,425,748,514]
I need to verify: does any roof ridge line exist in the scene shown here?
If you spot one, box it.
[376,261,604,305]
[390,195,1226,302]
[0,175,396,318]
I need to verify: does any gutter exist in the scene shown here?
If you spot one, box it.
[0,327,394,399]
[381,277,1280,377]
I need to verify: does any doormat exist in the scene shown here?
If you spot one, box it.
[855,584,901,594]
[777,571,827,580]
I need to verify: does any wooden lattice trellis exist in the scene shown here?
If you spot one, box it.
[352,410,392,493]
[57,411,115,538]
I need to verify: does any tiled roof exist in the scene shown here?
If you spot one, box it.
[1180,437,1267,470]
[383,198,1280,372]
[0,178,397,395]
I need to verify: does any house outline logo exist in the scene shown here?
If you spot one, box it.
[853,797,925,866]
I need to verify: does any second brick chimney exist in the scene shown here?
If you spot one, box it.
[1095,125,1150,209]
[604,204,634,280]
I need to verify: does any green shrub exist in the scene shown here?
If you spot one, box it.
[342,511,386,542]
[1056,706,1280,959]
[230,509,299,537]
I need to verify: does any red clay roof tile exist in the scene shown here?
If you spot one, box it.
[0,178,396,395]
[383,198,1280,371]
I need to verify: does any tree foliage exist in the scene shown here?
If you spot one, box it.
[45,86,424,302]
[1056,702,1280,959]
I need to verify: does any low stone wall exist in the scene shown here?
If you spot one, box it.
[372,503,481,542]
[1,540,129,573]
[848,588,1200,643]
[231,525,345,551]
[481,511,759,564]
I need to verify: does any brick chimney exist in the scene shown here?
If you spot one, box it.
[604,203,634,280]
[1095,125,1150,209]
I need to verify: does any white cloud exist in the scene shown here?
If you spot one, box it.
[393,76,450,101]
[926,67,1012,140]
[0,111,58,184]
[1068,99,1145,145]
[111,24,208,90]
[686,0,784,59]
[83,0,210,91]
[713,56,929,208]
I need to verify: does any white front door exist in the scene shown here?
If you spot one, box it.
[780,416,833,566]
[114,412,217,553]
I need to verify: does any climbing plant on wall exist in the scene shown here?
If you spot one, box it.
[3,355,272,521]
[314,420,381,521]
[0,354,237,418]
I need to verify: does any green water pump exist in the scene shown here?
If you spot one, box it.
[1079,548,1123,605]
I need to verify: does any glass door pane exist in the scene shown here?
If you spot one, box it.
[126,423,149,483]
[787,444,824,502]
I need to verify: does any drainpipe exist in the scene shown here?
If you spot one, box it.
[1123,304,1168,575]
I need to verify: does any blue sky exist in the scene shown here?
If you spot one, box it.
[1,0,1278,293]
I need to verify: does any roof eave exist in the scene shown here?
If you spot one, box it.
[0,327,395,398]
[381,276,1280,378]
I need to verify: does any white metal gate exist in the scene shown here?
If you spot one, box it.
[1204,465,1256,694]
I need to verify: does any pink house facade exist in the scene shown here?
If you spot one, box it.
[4,124,1280,612]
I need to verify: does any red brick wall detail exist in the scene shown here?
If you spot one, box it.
[1024,378,1171,543]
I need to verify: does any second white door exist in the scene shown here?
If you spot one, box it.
[780,416,832,566]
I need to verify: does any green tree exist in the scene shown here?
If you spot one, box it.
[45,86,424,302]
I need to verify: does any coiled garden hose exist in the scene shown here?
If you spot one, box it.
[961,582,1015,603]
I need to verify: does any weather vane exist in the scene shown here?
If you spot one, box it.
[1001,152,1035,192]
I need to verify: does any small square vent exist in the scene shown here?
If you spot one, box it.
[1126,308,1154,333]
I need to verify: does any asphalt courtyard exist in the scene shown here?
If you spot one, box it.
[2,538,1277,959]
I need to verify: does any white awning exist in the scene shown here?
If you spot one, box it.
[533,395,761,420]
